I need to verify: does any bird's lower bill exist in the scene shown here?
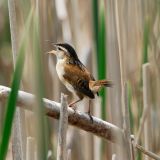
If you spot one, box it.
[47,50,57,55]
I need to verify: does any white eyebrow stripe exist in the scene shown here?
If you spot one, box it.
[58,46,68,53]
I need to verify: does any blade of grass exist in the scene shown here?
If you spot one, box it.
[0,8,33,160]
[0,42,25,160]
[92,0,107,120]
[92,1,107,159]
[142,21,150,64]
[32,4,47,159]
[137,20,150,136]
[139,21,150,86]
[136,20,150,160]
[92,0,99,49]
[98,3,106,120]
[128,82,134,133]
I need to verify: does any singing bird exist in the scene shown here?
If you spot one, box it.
[48,43,112,118]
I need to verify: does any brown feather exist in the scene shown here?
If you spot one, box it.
[63,62,95,99]
[89,80,113,93]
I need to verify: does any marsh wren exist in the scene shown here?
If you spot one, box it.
[48,43,112,118]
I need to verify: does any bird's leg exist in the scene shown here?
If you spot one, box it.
[88,99,91,114]
[87,100,93,123]
[69,98,82,108]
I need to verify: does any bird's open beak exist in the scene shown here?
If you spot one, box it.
[47,43,59,55]
[47,49,57,55]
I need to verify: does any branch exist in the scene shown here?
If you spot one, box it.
[57,94,68,160]
[0,85,124,144]
[1,85,160,160]
[131,136,160,160]
[135,144,160,160]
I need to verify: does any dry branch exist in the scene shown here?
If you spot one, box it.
[0,85,123,144]
[0,85,160,160]
[136,63,152,145]
[57,94,68,160]
[26,137,35,160]
[67,149,72,160]
[131,136,160,160]
[143,64,152,160]
[136,103,150,144]
[123,83,134,160]
[135,143,160,160]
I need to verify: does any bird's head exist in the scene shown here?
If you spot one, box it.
[48,43,79,61]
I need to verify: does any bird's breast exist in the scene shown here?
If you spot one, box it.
[56,60,75,93]
[56,59,65,82]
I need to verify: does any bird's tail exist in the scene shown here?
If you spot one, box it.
[93,80,113,87]
[89,80,113,93]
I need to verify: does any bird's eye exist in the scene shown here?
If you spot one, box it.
[57,47,63,51]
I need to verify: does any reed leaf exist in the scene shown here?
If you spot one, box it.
[92,1,107,159]
[92,0,106,120]
[32,6,47,160]
[0,8,33,160]
[0,39,25,160]
[142,21,150,64]
[98,3,106,120]
[92,0,99,49]
[128,82,134,133]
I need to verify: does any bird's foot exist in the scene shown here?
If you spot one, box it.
[69,103,76,108]
[85,111,93,123]
[69,103,77,113]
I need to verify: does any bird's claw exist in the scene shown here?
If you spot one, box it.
[69,104,77,114]
[88,114,93,123]
[85,111,93,123]
[69,103,76,108]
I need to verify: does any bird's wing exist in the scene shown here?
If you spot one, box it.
[73,61,100,96]
[74,78,95,99]
[63,64,95,99]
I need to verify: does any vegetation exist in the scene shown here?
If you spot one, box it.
[0,0,160,160]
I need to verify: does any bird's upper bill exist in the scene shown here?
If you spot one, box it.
[47,43,60,55]
[47,49,57,55]
[47,43,66,55]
